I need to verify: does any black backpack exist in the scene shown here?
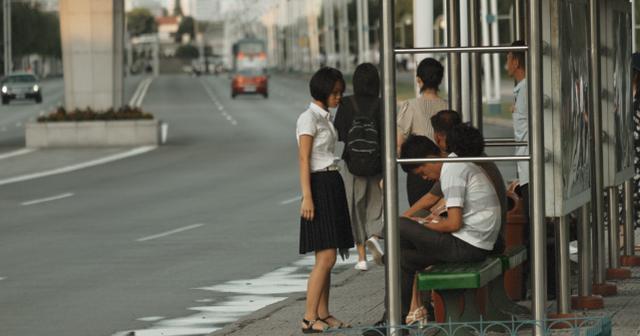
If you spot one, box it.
[345,97,382,176]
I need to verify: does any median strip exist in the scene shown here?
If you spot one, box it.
[21,192,74,206]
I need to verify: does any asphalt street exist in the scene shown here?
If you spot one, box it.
[0,73,515,336]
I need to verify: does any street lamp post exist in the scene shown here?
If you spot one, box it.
[3,0,12,76]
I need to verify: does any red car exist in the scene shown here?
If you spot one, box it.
[231,69,268,99]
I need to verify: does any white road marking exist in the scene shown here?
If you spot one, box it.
[0,146,156,187]
[280,195,301,205]
[135,78,153,107]
[113,253,360,336]
[200,79,238,126]
[137,316,165,322]
[21,192,74,206]
[0,148,35,161]
[0,277,5,281]
[129,77,153,107]
[136,223,204,242]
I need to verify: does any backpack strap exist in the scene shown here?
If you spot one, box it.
[350,96,361,115]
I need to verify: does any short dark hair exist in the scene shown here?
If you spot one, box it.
[353,63,380,97]
[309,67,345,106]
[399,135,441,173]
[431,109,462,134]
[416,58,444,92]
[446,124,484,158]
[509,40,526,70]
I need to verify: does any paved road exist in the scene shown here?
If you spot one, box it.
[0,73,515,336]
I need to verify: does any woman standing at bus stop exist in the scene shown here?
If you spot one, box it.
[297,67,354,333]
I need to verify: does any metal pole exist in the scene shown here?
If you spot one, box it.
[489,0,501,101]
[555,216,571,313]
[528,0,547,334]
[624,180,635,256]
[338,0,350,73]
[469,0,482,131]
[3,0,11,76]
[381,0,401,333]
[578,205,593,296]
[113,0,125,108]
[357,0,364,64]
[363,0,370,62]
[480,0,494,100]
[608,187,621,269]
[447,0,462,112]
[589,0,607,286]
[460,0,470,122]
[514,0,522,40]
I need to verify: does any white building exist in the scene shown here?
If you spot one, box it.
[193,0,222,21]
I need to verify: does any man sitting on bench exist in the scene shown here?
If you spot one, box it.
[395,124,502,325]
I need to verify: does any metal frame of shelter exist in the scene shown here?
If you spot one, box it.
[378,0,638,335]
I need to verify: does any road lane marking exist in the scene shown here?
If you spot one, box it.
[135,77,153,107]
[137,317,165,322]
[0,148,35,161]
[280,195,301,205]
[0,146,156,187]
[0,277,5,281]
[200,79,238,126]
[136,223,204,242]
[129,77,153,107]
[22,192,74,206]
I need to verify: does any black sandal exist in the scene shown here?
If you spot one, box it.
[301,318,327,334]
[319,315,351,329]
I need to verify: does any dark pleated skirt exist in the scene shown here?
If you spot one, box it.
[299,171,355,254]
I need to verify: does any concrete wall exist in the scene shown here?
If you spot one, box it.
[59,0,124,111]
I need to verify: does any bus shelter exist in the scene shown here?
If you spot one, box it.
[373,0,638,335]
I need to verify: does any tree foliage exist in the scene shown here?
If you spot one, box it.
[175,16,195,43]
[0,3,61,58]
[127,8,157,37]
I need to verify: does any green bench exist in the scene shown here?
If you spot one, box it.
[417,246,530,327]
[417,257,503,325]
[485,245,532,320]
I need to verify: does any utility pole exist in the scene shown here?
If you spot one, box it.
[338,0,350,72]
[362,0,369,62]
[323,0,336,67]
[3,0,12,76]
[357,0,364,64]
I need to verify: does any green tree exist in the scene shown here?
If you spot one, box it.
[127,8,157,37]
[173,0,183,17]
[0,3,61,59]
[175,45,199,59]
[175,16,195,43]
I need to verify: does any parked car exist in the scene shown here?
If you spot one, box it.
[231,68,268,99]
[1,73,42,104]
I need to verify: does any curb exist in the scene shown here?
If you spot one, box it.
[209,266,362,336]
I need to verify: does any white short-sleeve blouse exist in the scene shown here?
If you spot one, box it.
[296,103,339,172]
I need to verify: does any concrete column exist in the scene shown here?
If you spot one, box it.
[413,0,434,96]
[59,0,125,110]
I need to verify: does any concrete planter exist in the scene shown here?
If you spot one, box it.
[26,120,161,148]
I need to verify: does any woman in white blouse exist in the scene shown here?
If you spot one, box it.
[297,67,354,333]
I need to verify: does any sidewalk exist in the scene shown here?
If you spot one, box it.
[210,259,640,336]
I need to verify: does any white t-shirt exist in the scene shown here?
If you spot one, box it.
[296,103,339,171]
[441,153,501,250]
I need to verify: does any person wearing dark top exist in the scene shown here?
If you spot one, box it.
[334,63,384,271]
